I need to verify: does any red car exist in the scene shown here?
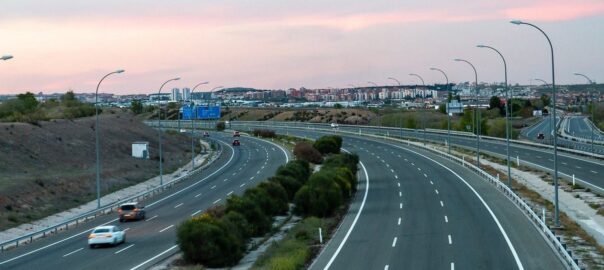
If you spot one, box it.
[232,139,240,146]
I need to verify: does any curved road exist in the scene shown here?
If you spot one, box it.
[0,132,289,270]
[258,127,564,269]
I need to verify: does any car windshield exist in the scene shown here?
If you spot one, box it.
[93,228,110,233]
[120,205,135,211]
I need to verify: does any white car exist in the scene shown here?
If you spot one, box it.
[88,225,126,248]
[331,123,339,128]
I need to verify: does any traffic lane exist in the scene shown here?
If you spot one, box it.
[0,134,236,267]
[324,143,399,270]
[351,138,517,269]
[0,135,269,270]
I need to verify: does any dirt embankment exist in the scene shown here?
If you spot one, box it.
[0,111,193,230]
[221,108,376,124]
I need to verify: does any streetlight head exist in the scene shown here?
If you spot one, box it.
[476,45,486,48]
[429,68,437,70]
[174,77,181,81]
[453,58,462,62]
[510,20,524,25]
[1,55,13,61]
[573,73,580,76]
[116,69,125,73]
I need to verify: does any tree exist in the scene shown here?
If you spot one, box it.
[16,92,39,112]
[313,136,341,155]
[131,100,143,114]
[541,94,551,108]
[293,142,323,164]
[216,121,226,131]
[334,103,343,109]
[489,96,501,110]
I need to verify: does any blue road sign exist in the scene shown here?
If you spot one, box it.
[182,106,221,119]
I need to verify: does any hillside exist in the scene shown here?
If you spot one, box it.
[0,110,194,229]
[221,108,376,124]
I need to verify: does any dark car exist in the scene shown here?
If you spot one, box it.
[537,133,545,140]
[118,202,146,222]
[202,132,210,137]
[232,139,240,146]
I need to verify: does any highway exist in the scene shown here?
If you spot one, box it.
[564,116,604,141]
[0,133,290,270]
[230,121,604,193]
[523,116,604,154]
[234,125,564,269]
[522,116,560,143]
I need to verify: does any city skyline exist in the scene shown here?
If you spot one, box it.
[1,0,603,94]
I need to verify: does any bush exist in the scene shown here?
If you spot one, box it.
[294,170,344,217]
[216,121,226,131]
[226,195,272,236]
[257,181,290,214]
[323,153,359,174]
[313,136,342,155]
[270,175,304,200]
[221,211,252,241]
[252,129,276,138]
[275,160,311,186]
[177,215,244,267]
[293,142,323,164]
[244,187,283,217]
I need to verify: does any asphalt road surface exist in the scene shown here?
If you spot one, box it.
[0,132,290,270]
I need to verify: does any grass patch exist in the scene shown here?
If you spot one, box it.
[251,217,336,270]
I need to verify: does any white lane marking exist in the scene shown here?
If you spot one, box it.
[174,203,183,208]
[324,161,370,270]
[576,166,582,169]
[399,192,402,197]
[390,169,395,173]
[399,203,403,209]
[395,175,398,179]
[448,235,452,245]
[213,199,222,204]
[256,171,260,174]
[227,191,234,196]
[115,244,135,255]
[195,193,202,198]
[386,164,390,167]
[561,162,568,165]
[146,215,158,222]
[430,181,434,185]
[440,201,444,207]
[240,183,246,187]
[435,189,439,195]
[423,173,427,178]
[159,225,174,233]
[417,168,422,171]
[411,162,415,166]
[392,237,398,247]
[211,185,217,189]
[130,245,178,270]
[592,170,598,174]
[398,217,401,225]
[398,155,401,158]
[62,248,83,257]
[445,215,449,223]
[385,265,389,270]
[223,179,228,182]
[404,158,408,161]
[191,210,202,217]
[250,176,255,180]
[451,262,455,270]
[232,172,237,176]
[124,228,130,232]
[397,183,400,187]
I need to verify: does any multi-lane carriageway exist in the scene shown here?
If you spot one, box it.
[0,125,571,269]
[0,133,290,270]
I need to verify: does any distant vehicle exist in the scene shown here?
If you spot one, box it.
[330,123,339,128]
[537,133,545,140]
[179,129,187,133]
[118,202,146,222]
[233,131,240,137]
[232,139,240,146]
[203,131,210,137]
[88,225,125,248]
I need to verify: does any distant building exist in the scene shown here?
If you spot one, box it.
[171,88,181,101]
[182,88,191,101]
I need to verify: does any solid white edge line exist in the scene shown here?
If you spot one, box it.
[115,244,135,255]
[387,143,525,270]
[323,161,369,270]
[129,245,178,270]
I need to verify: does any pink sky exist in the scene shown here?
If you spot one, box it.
[0,0,603,94]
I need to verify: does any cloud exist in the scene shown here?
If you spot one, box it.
[501,1,604,21]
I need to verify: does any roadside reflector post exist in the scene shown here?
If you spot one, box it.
[572,174,575,187]
[516,156,520,167]
[542,208,546,228]
[319,227,323,244]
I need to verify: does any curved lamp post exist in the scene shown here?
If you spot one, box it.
[512,19,560,226]
[189,81,209,171]
[157,77,181,186]
[388,77,401,86]
[430,67,451,154]
[409,73,427,145]
[367,81,378,87]
[574,73,595,154]
[454,58,480,168]
[94,69,125,208]
[477,44,512,188]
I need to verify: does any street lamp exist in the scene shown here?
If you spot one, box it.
[454,58,481,168]
[94,69,125,208]
[512,19,560,227]
[367,81,378,87]
[574,73,595,154]
[409,73,427,146]
[477,44,512,188]
[387,77,401,86]
[157,77,181,186]
[1,55,13,61]
[189,81,209,171]
[430,67,451,154]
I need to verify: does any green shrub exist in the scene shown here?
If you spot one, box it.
[221,211,252,241]
[257,181,290,214]
[252,129,277,138]
[244,187,283,217]
[323,153,359,174]
[226,195,272,236]
[294,170,344,217]
[177,215,244,267]
[313,136,342,155]
[270,175,303,200]
[275,160,311,186]
[216,121,226,131]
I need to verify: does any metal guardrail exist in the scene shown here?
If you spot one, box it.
[233,122,582,270]
[0,141,223,252]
